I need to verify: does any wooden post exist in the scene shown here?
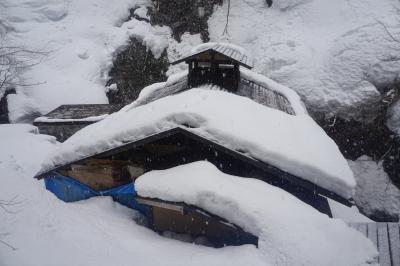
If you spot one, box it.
[234,63,239,91]
[187,60,192,88]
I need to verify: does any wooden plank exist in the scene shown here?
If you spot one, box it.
[357,223,368,236]
[378,223,392,266]
[388,223,400,266]
[367,223,378,248]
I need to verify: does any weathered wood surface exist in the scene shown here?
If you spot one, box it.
[137,76,189,107]
[238,78,295,115]
[348,223,400,266]
[136,75,295,115]
[172,43,254,69]
[43,104,121,120]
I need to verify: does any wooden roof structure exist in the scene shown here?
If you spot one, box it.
[348,223,400,266]
[171,43,254,69]
[40,104,122,121]
[35,127,351,207]
[135,75,295,115]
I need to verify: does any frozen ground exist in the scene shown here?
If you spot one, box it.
[0,124,376,266]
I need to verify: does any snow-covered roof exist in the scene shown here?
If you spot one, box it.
[133,68,305,116]
[135,161,377,265]
[34,104,121,123]
[172,42,254,69]
[37,88,355,199]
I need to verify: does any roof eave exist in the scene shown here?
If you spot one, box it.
[34,127,352,207]
[171,49,253,69]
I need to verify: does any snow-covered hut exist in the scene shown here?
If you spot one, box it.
[34,42,356,246]
[171,43,253,91]
[33,104,121,141]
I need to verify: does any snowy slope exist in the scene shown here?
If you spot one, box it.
[1,0,159,121]
[136,161,377,266]
[208,0,400,118]
[38,88,355,199]
[3,0,399,122]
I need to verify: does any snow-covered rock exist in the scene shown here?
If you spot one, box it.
[348,156,400,221]
[39,88,355,199]
[136,161,378,266]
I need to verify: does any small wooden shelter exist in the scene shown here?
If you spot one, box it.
[33,104,121,142]
[172,43,254,91]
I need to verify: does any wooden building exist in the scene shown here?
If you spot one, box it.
[33,104,121,142]
[35,43,353,247]
[171,43,253,91]
[36,125,352,246]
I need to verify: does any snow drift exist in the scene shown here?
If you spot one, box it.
[136,161,378,266]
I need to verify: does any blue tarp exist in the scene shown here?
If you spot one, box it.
[44,173,147,213]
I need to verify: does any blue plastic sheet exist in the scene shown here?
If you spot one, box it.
[44,173,147,213]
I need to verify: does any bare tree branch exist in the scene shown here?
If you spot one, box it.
[0,239,17,251]
[376,19,400,43]
[0,34,49,94]
[222,0,230,36]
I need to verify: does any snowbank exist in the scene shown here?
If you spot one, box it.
[208,0,400,118]
[39,88,355,199]
[136,161,377,266]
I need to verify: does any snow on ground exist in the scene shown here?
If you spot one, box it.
[1,0,162,121]
[136,161,378,266]
[0,124,271,266]
[348,156,400,221]
[208,0,400,118]
[38,88,355,199]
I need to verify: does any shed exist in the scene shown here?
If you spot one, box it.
[171,43,253,91]
[33,104,122,142]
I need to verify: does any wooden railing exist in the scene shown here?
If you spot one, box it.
[348,223,400,266]
[238,78,295,115]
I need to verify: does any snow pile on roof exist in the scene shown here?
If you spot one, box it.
[136,161,377,266]
[34,114,108,123]
[207,0,400,118]
[39,88,355,199]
